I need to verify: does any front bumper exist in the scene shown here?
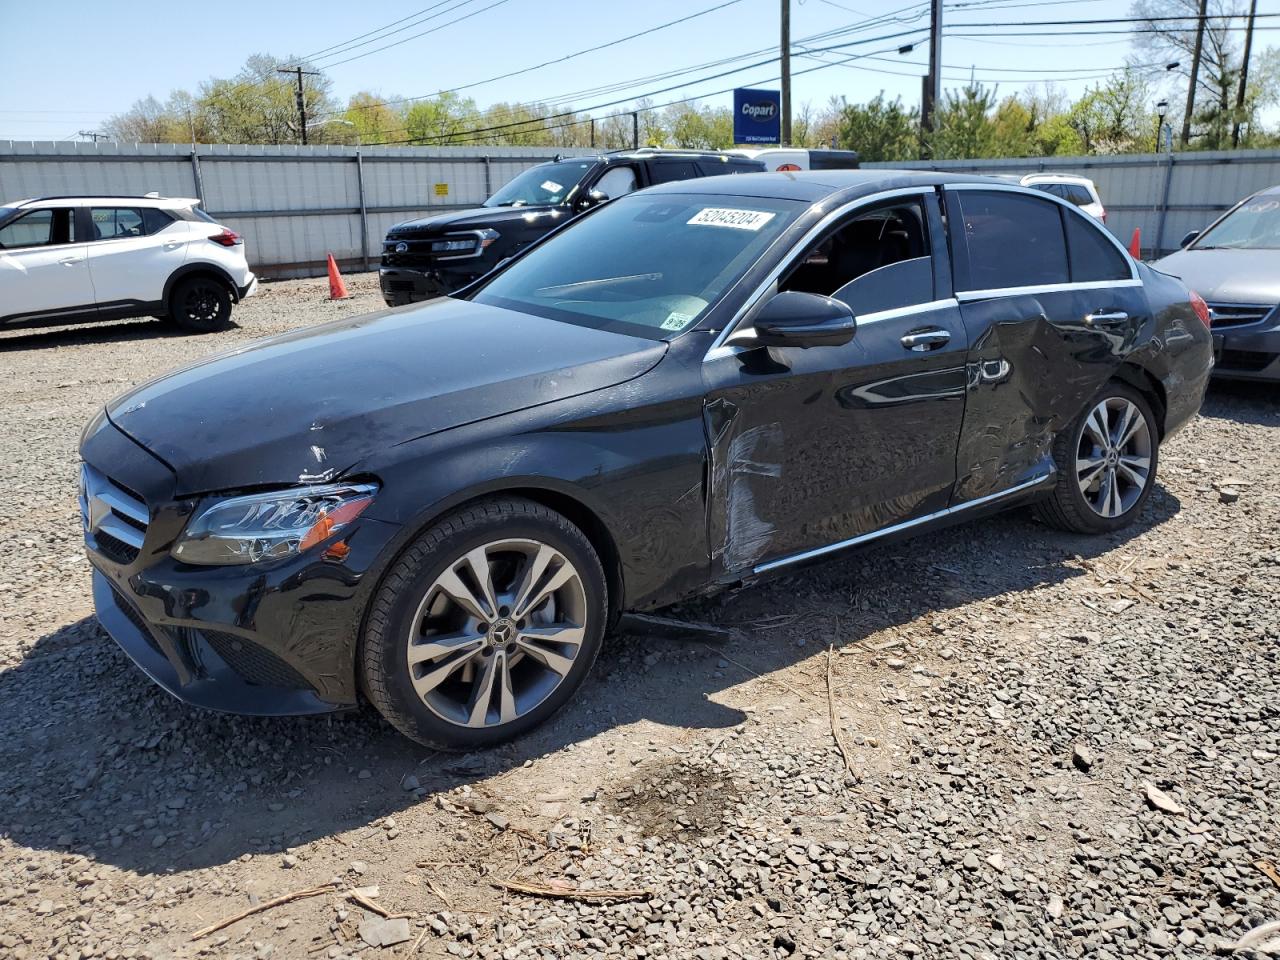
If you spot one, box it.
[81,420,400,716]
[1212,309,1280,381]
[379,265,482,306]
[237,274,259,301]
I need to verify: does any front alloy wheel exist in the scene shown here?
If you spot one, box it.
[362,498,607,750]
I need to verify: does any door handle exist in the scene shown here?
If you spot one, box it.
[1084,310,1129,327]
[57,257,79,266]
[900,328,951,351]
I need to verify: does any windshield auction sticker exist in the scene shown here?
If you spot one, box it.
[687,208,776,231]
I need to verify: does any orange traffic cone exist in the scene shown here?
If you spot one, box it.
[1128,228,1142,260]
[326,254,350,300]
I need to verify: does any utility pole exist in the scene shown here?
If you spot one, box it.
[1180,0,1208,148]
[632,111,639,149]
[780,0,791,145]
[1232,0,1258,148]
[920,0,943,152]
[278,66,320,145]
[78,130,106,143]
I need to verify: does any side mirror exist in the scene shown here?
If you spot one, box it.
[576,189,609,212]
[1180,230,1200,249]
[752,291,856,348]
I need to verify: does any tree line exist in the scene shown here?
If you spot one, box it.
[103,0,1280,160]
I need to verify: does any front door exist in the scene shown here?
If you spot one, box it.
[703,190,969,576]
[944,187,1148,502]
[0,207,94,322]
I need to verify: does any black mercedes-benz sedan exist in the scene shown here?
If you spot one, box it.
[80,171,1213,750]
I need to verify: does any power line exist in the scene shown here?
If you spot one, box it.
[299,0,460,61]
[312,0,513,70]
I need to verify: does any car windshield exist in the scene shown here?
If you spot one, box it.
[471,192,803,339]
[482,161,597,208]
[1195,194,1280,249]
[0,206,17,228]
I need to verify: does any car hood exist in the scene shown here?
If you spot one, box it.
[106,298,667,493]
[388,204,572,236]
[1152,248,1280,304]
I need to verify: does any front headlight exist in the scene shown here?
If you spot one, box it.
[172,482,378,566]
[430,229,499,256]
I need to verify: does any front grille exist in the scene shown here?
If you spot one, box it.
[80,464,149,563]
[1218,349,1277,372]
[382,252,433,269]
[203,630,310,689]
[388,280,417,292]
[1208,302,1276,329]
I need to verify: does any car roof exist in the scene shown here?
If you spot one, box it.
[640,168,1006,202]
[10,195,202,209]
[1257,184,1280,196]
[1021,173,1095,185]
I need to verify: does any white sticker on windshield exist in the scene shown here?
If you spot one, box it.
[687,207,776,231]
[540,180,563,193]
[661,311,695,331]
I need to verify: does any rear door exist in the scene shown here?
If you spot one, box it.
[0,206,94,322]
[86,206,188,307]
[945,186,1147,503]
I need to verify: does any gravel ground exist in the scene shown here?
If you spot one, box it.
[0,275,1276,960]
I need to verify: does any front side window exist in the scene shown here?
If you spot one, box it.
[483,161,597,208]
[593,165,638,200]
[1194,194,1280,250]
[782,197,934,315]
[472,193,803,339]
[90,207,146,241]
[0,208,75,249]
[955,190,1068,290]
[1064,210,1130,282]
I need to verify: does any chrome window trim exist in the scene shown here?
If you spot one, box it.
[752,471,1054,575]
[702,186,937,361]
[946,181,1141,284]
[704,296,961,363]
[956,278,1143,303]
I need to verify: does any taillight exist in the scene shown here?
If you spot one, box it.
[1100,209,1107,224]
[1189,290,1212,327]
[209,228,242,247]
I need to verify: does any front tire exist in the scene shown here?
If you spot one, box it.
[169,276,232,332]
[1037,381,1159,534]
[361,498,607,750]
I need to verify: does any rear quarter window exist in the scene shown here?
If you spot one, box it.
[1064,210,1130,282]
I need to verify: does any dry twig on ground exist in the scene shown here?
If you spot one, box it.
[492,879,650,902]
[190,883,337,941]
[826,646,856,777]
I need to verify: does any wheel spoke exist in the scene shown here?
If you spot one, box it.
[465,653,499,726]
[436,563,494,622]
[462,547,499,619]
[1110,402,1135,447]
[515,636,577,677]
[1096,469,1116,517]
[1083,405,1110,448]
[496,651,517,725]
[514,561,577,620]
[1076,455,1107,487]
[511,544,557,618]
[407,631,485,666]
[412,647,481,697]
[1117,405,1146,447]
[520,624,585,648]
[1116,454,1150,488]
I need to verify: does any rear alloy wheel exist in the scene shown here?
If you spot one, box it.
[1037,381,1159,534]
[170,276,232,332]
[361,499,606,750]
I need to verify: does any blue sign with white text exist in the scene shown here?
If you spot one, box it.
[733,87,781,145]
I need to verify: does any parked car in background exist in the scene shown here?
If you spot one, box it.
[82,170,1212,750]
[1021,173,1107,222]
[379,149,765,306]
[1154,184,1280,381]
[0,195,255,333]
[725,147,861,171]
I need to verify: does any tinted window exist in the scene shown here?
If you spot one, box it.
[648,161,699,184]
[143,207,174,234]
[1063,184,1095,207]
[955,191,1068,290]
[0,208,75,248]
[1064,211,1129,282]
[90,207,146,241]
[473,193,802,339]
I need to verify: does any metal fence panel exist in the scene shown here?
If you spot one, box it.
[0,141,593,278]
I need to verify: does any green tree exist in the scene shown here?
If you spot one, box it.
[663,102,733,149]
[929,82,999,159]
[341,92,403,144]
[404,92,480,144]
[1067,71,1153,153]
[833,93,920,161]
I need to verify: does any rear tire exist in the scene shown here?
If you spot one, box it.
[169,276,232,332]
[361,498,607,751]
[1036,381,1159,534]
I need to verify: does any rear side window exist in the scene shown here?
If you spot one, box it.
[954,191,1068,290]
[143,208,174,234]
[90,207,146,241]
[1063,184,1095,207]
[1064,210,1130,282]
[648,160,699,184]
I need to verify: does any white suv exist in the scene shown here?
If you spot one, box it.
[1019,174,1107,223]
[0,195,257,333]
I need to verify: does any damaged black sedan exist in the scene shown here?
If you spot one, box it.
[80,171,1213,750]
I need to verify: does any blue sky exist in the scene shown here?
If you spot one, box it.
[0,0,1276,141]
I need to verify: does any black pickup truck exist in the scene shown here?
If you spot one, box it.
[379,149,766,306]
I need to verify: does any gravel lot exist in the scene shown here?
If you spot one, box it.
[0,275,1276,960]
